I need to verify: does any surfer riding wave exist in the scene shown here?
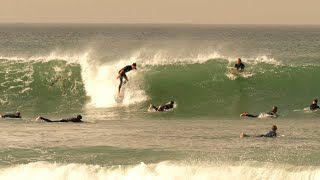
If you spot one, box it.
[116,63,137,94]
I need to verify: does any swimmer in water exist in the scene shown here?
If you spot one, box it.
[1,111,21,118]
[240,106,279,118]
[240,125,278,138]
[36,115,83,123]
[234,58,245,71]
[149,101,175,112]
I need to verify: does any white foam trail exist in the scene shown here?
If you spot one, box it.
[0,161,319,180]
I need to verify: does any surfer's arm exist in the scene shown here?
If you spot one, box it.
[117,70,124,79]
[240,113,258,118]
[261,131,276,137]
[267,112,279,117]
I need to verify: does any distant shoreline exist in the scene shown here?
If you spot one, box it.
[0,22,319,27]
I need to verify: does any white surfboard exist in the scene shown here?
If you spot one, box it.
[114,80,127,103]
[226,67,253,80]
[228,67,242,76]
[114,93,124,103]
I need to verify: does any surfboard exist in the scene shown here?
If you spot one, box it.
[148,105,157,112]
[257,113,277,118]
[114,93,124,103]
[228,68,242,76]
[226,67,253,80]
[114,81,127,103]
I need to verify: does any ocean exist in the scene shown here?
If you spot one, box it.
[0,24,320,179]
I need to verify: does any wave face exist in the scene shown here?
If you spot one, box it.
[0,24,320,118]
[0,52,319,118]
[1,161,320,180]
[144,60,320,118]
[0,57,85,114]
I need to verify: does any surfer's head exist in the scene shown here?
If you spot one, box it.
[132,63,137,70]
[271,125,277,131]
[272,106,278,113]
[237,58,242,64]
[313,99,318,104]
[16,111,20,116]
[77,115,82,120]
[169,101,174,105]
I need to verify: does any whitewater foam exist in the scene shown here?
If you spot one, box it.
[78,53,147,108]
[1,161,319,180]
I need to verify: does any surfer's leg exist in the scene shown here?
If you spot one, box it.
[122,74,128,85]
[246,114,258,118]
[156,106,164,112]
[149,104,157,111]
[240,113,258,118]
[36,116,53,122]
[240,133,250,138]
[119,76,123,93]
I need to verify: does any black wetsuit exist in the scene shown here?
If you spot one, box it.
[158,103,174,111]
[151,103,174,112]
[243,111,277,118]
[234,63,245,70]
[1,114,21,118]
[39,117,83,123]
[118,65,133,91]
[244,114,259,118]
[310,104,320,110]
[258,130,277,137]
[267,111,277,116]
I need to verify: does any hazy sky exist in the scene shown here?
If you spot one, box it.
[1,0,319,24]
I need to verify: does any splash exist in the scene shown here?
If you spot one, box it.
[78,53,147,108]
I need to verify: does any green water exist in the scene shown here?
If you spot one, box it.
[0,24,320,179]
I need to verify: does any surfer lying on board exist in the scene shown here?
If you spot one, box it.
[309,99,319,111]
[1,111,21,118]
[240,106,279,118]
[240,125,278,138]
[117,63,137,94]
[234,58,245,71]
[36,115,83,123]
[149,101,175,112]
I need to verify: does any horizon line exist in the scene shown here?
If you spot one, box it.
[0,22,320,26]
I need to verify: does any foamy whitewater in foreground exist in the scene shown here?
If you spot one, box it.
[2,161,320,180]
[1,24,320,179]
